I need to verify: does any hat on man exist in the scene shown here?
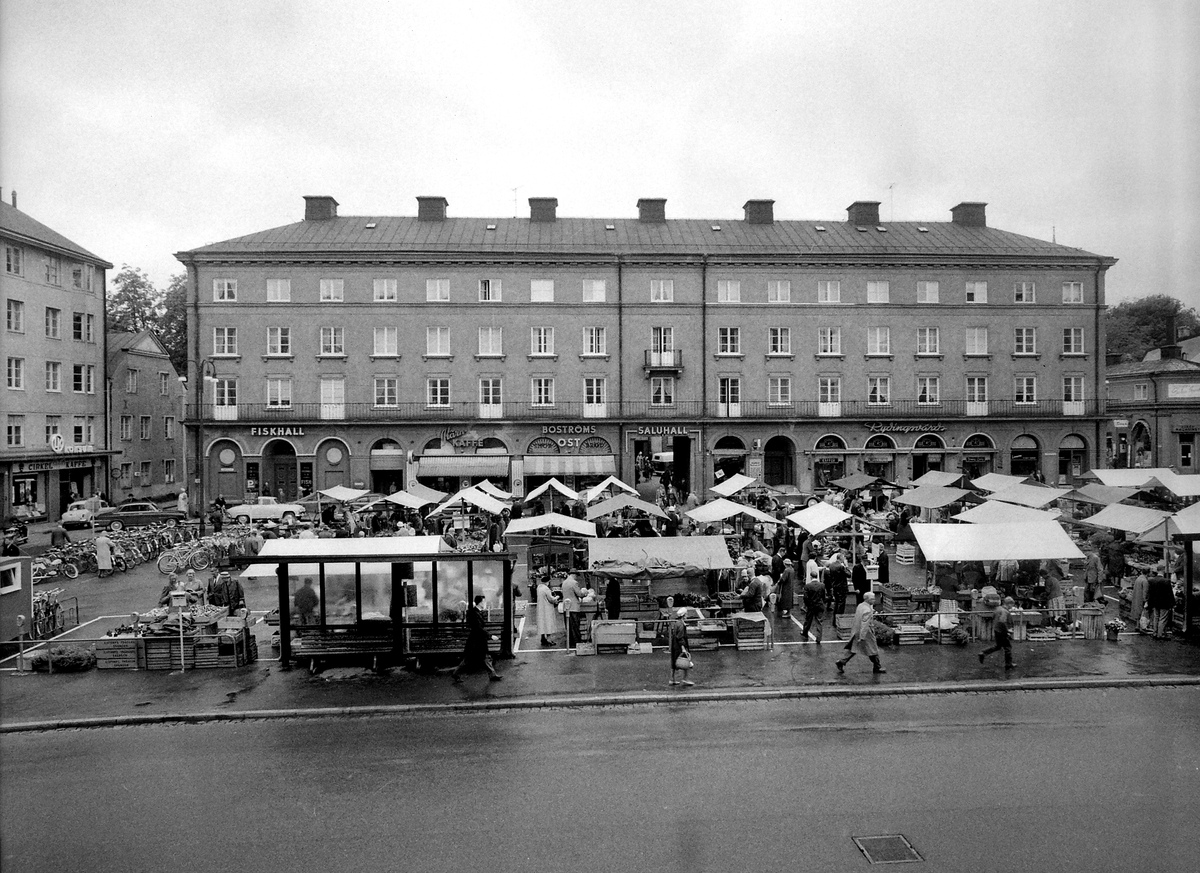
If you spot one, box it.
[783,559,793,566]
[676,607,688,618]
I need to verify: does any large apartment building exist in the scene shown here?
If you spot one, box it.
[175,194,1116,505]
[2,194,113,522]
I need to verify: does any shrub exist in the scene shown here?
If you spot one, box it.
[29,645,96,672]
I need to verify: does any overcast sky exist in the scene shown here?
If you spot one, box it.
[2,0,1197,308]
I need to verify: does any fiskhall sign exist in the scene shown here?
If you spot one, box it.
[250,426,306,436]
[864,422,946,434]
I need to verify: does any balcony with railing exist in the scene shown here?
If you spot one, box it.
[184,397,1104,424]
[643,349,684,374]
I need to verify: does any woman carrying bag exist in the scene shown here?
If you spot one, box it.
[668,607,694,687]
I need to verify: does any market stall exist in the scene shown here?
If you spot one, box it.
[427,485,511,550]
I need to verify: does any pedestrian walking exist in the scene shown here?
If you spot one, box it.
[1083,548,1105,604]
[776,558,797,618]
[451,595,502,682]
[535,572,562,646]
[836,592,886,674]
[1145,563,1175,640]
[979,596,1016,669]
[94,530,114,578]
[668,607,694,686]
[802,571,827,643]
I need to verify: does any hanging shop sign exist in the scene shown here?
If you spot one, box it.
[1172,424,1200,433]
[1167,384,1200,399]
[440,428,488,449]
[634,425,691,436]
[1112,419,1130,429]
[864,422,946,434]
[541,425,598,435]
[249,426,306,436]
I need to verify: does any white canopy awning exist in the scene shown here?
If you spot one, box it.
[1062,483,1144,507]
[710,474,758,497]
[428,486,509,516]
[911,522,1084,562]
[953,500,1062,524]
[405,481,449,504]
[524,478,579,502]
[911,471,966,488]
[318,485,371,503]
[891,485,972,509]
[1084,468,1175,489]
[987,483,1071,508]
[585,493,668,520]
[361,490,434,511]
[1083,503,1173,535]
[785,502,852,535]
[583,476,638,503]
[504,513,596,538]
[686,498,778,524]
[240,535,452,578]
[969,473,1031,493]
[473,479,513,500]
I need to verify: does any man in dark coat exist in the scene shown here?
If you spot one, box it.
[802,572,827,643]
[206,571,245,616]
[776,558,798,618]
[1145,564,1175,640]
[451,595,502,681]
[826,552,850,616]
[851,557,870,605]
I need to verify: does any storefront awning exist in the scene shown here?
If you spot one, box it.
[523,455,615,476]
[418,455,511,478]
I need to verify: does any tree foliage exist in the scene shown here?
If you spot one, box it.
[159,273,189,376]
[107,265,164,333]
[1105,294,1200,360]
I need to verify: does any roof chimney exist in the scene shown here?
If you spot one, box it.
[303,195,338,221]
[10,190,16,210]
[846,201,880,225]
[1161,344,1184,360]
[950,201,987,228]
[636,198,667,223]
[743,199,775,225]
[1106,353,1124,367]
[417,196,449,222]
[529,197,558,222]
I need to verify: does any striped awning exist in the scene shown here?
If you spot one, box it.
[417,455,511,477]
[523,454,616,476]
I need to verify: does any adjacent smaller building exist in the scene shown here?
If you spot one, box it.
[1106,345,1200,471]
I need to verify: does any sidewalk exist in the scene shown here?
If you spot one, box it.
[4,611,1199,732]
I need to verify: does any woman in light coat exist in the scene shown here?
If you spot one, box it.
[535,573,562,647]
[94,531,114,578]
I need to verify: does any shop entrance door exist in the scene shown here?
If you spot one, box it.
[671,435,691,493]
[271,461,298,500]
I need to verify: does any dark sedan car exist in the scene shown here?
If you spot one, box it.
[96,501,187,531]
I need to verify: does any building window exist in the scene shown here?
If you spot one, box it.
[767,280,791,303]
[159,372,170,396]
[917,327,940,355]
[45,255,60,285]
[718,327,741,355]
[6,415,23,447]
[120,463,132,484]
[139,461,152,482]
[126,369,139,393]
[965,281,987,303]
[73,312,95,342]
[582,279,607,303]
[583,326,607,356]
[374,377,398,407]
[212,279,236,302]
[478,327,503,356]
[650,376,675,406]
[71,265,85,289]
[266,279,291,302]
[819,327,842,356]
[267,377,292,408]
[719,377,741,409]
[650,280,673,303]
[373,278,397,302]
[818,280,840,303]
[530,279,554,303]
[318,279,343,302]
[769,327,791,355]
[867,326,890,356]
[320,326,344,356]
[966,376,988,403]
[1062,281,1084,304]
[965,327,989,356]
[769,376,791,405]
[140,416,151,440]
[1063,327,1084,355]
[5,357,23,390]
[320,377,344,414]
[45,416,61,445]
[426,327,450,357]
[1133,383,1148,401]
[717,280,740,303]
[426,278,450,302]
[120,415,132,441]
[531,377,555,407]
[1063,376,1085,402]
[1014,376,1037,404]
[584,377,606,406]
[164,416,175,439]
[1181,436,1194,469]
[427,378,450,407]
[478,279,502,302]
[917,281,939,304]
[819,376,841,403]
[267,326,291,356]
[72,364,95,394]
[373,326,398,356]
[652,327,674,359]
[530,327,554,356]
[917,376,940,405]
[1014,281,1036,304]
[1014,327,1037,355]
[214,378,237,409]
[164,459,176,484]
[72,312,84,341]
[867,281,890,303]
[6,299,24,332]
[4,245,21,275]
[479,377,503,406]
[213,327,237,356]
[73,415,95,444]
[868,376,890,405]
[45,307,61,338]
[45,361,61,392]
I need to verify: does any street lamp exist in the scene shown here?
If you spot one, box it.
[188,358,218,537]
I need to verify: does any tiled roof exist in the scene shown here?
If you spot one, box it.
[179,214,1113,262]
[0,200,112,266]
[1107,358,1200,377]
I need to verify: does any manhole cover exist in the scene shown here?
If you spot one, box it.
[853,834,923,864]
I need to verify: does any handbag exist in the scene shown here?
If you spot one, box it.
[675,649,693,670]
[556,601,565,614]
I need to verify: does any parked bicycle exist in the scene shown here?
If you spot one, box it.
[31,588,66,639]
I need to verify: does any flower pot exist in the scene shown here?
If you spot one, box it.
[1106,628,1120,642]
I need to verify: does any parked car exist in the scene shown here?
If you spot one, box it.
[96,501,187,531]
[651,451,674,472]
[224,496,306,524]
[61,498,112,529]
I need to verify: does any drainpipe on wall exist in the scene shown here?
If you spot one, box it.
[616,255,623,482]
[700,254,708,493]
